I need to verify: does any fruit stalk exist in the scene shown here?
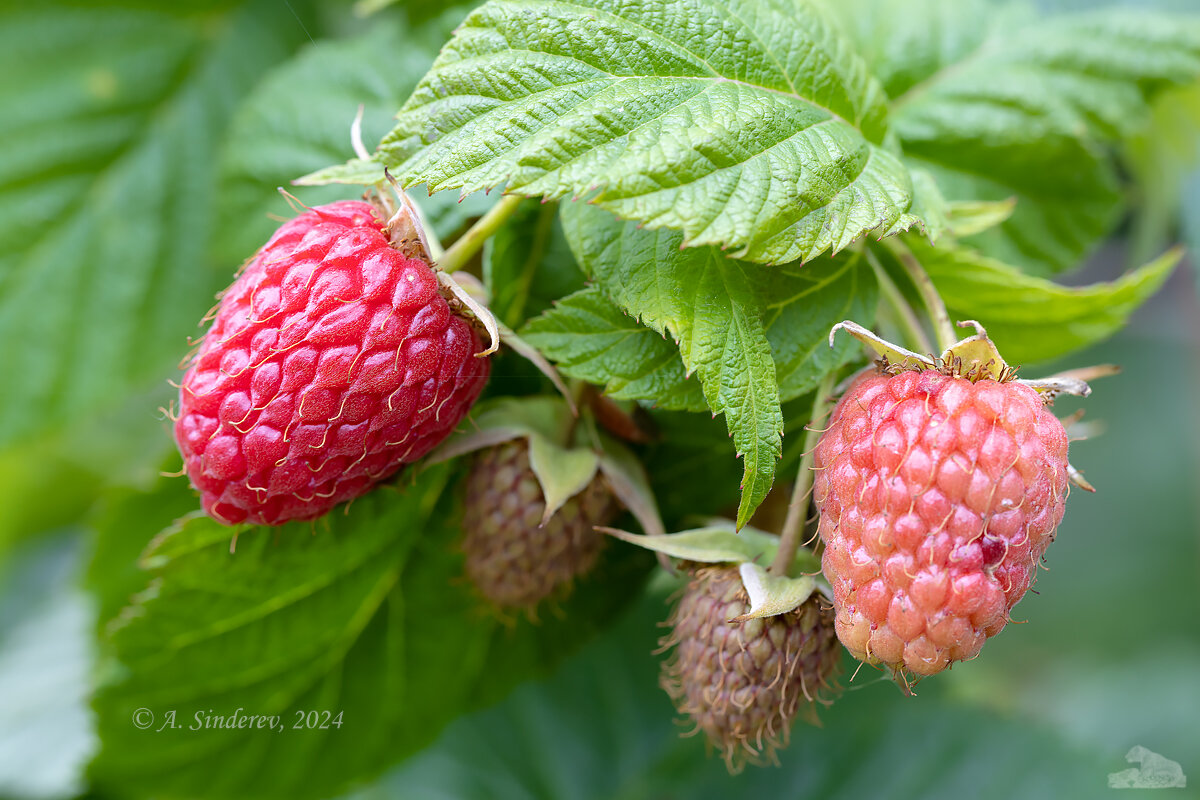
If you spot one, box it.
[864,246,933,354]
[768,371,836,577]
[882,237,956,351]
[439,194,524,274]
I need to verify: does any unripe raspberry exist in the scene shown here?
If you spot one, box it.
[175,201,490,525]
[659,566,841,772]
[813,368,1070,677]
[461,440,617,609]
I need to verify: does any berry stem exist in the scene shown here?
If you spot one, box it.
[768,371,836,577]
[864,247,934,354]
[439,194,524,274]
[882,237,956,352]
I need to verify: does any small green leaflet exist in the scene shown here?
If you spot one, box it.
[520,288,709,412]
[379,0,923,264]
[912,240,1182,364]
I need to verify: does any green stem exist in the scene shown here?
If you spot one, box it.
[438,194,524,274]
[882,237,956,352]
[768,372,836,577]
[864,247,934,354]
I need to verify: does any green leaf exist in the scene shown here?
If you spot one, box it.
[730,563,816,621]
[519,288,708,412]
[0,1,315,450]
[889,8,1200,273]
[367,588,1115,800]
[603,525,781,565]
[381,0,922,264]
[483,199,585,328]
[89,466,649,799]
[557,202,876,526]
[560,203,782,527]
[85,470,200,632]
[911,239,1181,364]
[521,254,874,414]
[294,156,386,187]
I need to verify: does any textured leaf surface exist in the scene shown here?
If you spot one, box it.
[913,240,1181,364]
[89,468,648,799]
[560,204,781,527]
[381,0,920,264]
[520,288,708,411]
[889,8,1200,273]
[557,202,874,525]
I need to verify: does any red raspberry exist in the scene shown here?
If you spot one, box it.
[174,201,489,526]
[813,369,1070,677]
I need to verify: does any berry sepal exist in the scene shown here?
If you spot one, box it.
[424,396,664,536]
[602,519,825,620]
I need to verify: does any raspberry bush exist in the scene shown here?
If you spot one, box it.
[4,0,1200,798]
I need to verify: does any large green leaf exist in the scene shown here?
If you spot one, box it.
[887,7,1200,274]
[909,239,1180,364]
[89,467,650,799]
[380,0,922,265]
[362,588,1115,800]
[0,1,321,561]
[520,287,708,412]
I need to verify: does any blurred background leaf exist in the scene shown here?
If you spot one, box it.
[0,0,320,560]
[0,534,95,799]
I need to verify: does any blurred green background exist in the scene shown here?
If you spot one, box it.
[0,0,1198,798]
